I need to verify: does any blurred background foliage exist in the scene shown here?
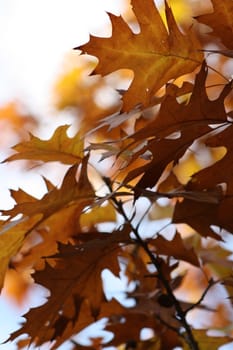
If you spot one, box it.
[1,0,233,348]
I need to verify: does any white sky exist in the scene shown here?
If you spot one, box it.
[0,0,128,201]
[0,0,125,114]
[0,1,126,349]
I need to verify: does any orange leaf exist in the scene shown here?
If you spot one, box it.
[5,159,95,269]
[78,0,202,111]
[4,159,94,220]
[4,268,31,305]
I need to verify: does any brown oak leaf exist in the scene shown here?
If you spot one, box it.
[196,0,233,49]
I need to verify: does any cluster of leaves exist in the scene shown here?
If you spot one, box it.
[1,0,233,349]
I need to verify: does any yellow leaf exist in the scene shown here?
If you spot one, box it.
[78,0,203,110]
[5,125,83,165]
[149,202,174,220]
[182,329,232,350]
[80,203,116,229]
[160,0,192,26]
[0,214,42,291]
[174,153,201,184]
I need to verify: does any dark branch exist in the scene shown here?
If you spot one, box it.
[103,177,200,350]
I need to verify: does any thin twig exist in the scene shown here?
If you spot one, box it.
[103,177,200,350]
[136,202,152,231]
[184,278,217,315]
[155,314,180,334]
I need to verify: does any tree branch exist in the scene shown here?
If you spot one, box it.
[184,278,216,315]
[103,177,200,350]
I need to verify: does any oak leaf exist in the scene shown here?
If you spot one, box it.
[123,245,160,291]
[15,299,95,350]
[196,0,233,49]
[182,235,233,288]
[4,125,83,165]
[174,124,233,238]
[173,199,222,240]
[10,228,131,348]
[78,0,202,110]
[189,125,233,194]
[149,232,200,267]
[0,215,42,291]
[14,205,86,271]
[3,158,93,220]
[6,159,95,270]
[106,313,160,346]
[106,312,181,349]
[124,62,231,189]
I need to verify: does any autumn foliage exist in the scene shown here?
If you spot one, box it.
[2,0,233,349]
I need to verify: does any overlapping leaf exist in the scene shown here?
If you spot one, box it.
[78,0,202,110]
[124,62,232,190]
[106,313,163,347]
[174,118,233,238]
[10,227,131,347]
[148,232,200,267]
[173,198,223,240]
[105,292,182,349]
[3,158,93,219]
[17,202,117,271]
[3,158,95,270]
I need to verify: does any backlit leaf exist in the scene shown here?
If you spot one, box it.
[0,215,42,291]
[4,125,83,165]
[78,0,202,110]
[5,158,95,270]
[124,62,231,189]
[4,158,94,219]
[79,203,116,229]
